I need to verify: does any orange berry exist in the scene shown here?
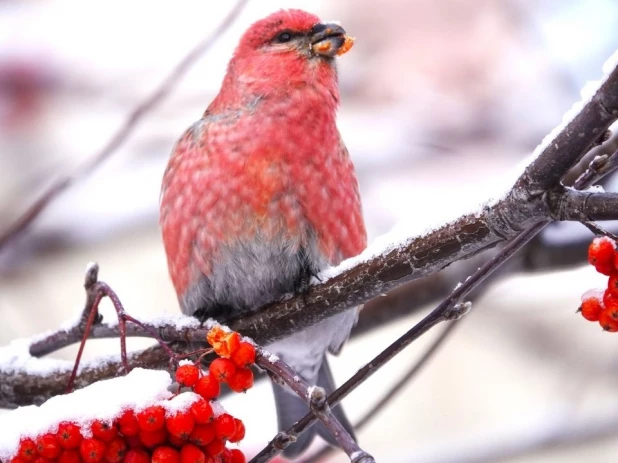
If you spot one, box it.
[194,375,220,400]
[220,332,241,358]
[36,434,61,459]
[189,424,215,446]
[91,421,117,443]
[231,342,255,368]
[229,418,245,443]
[206,327,226,347]
[580,295,604,322]
[152,447,180,463]
[599,310,618,332]
[123,449,149,463]
[229,449,246,463]
[103,438,127,463]
[117,410,140,437]
[180,444,206,463]
[175,364,200,388]
[589,237,616,271]
[58,450,80,463]
[227,367,254,393]
[18,438,38,461]
[57,422,82,450]
[214,414,236,440]
[79,438,106,463]
[136,405,166,432]
[209,358,236,383]
[166,410,195,439]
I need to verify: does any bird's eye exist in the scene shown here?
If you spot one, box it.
[276,31,293,43]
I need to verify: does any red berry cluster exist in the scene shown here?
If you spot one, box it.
[202,327,255,394]
[11,396,244,463]
[581,236,618,331]
[7,328,256,463]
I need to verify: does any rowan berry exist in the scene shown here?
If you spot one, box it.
[56,423,82,450]
[168,434,187,448]
[219,332,241,358]
[190,398,213,424]
[36,434,61,459]
[123,435,143,450]
[79,438,106,463]
[206,327,226,348]
[152,447,180,463]
[599,310,618,332]
[231,342,255,368]
[214,414,236,441]
[189,424,215,446]
[209,358,236,383]
[91,421,117,443]
[123,449,149,463]
[227,368,254,393]
[137,405,166,432]
[205,439,224,457]
[138,428,167,448]
[117,410,140,437]
[33,457,53,463]
[580,295,603,322]
[219,449,232,463]
[166,410,195,439]
[58,450,80,463]
[18,438,37,461]
[176,364,200,388]
[103,438,127,463]
[180,444,206,463]
[588,236,616,274]
[194,375,220,400]
[229,449,246,463]
[607,273,618,296]
[229,419,245,443]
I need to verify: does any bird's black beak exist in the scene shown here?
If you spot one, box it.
[310,23,352,57]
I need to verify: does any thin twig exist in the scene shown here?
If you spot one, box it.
[301,323,459,463]
[255,349,374,462]
[0,0,249,253]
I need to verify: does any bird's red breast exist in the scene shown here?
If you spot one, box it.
[160,9,366,304]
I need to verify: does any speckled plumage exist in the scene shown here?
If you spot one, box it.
[160,9,366,456]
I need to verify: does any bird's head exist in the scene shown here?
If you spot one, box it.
[212,9,353,108]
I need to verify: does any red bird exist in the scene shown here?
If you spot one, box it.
[160,9,366,457]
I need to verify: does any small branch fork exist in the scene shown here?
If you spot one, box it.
[66,263,180,392]
[254,349,375,463]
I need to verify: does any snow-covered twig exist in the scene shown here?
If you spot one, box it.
[0,0,249,253]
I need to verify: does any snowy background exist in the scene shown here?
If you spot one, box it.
[1,0,618,461]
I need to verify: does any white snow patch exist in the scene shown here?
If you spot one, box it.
[0,338,74,376]
[0,369,173,461]
[104,313,200,329]
[581,288,604,302]
[267,354,279,363]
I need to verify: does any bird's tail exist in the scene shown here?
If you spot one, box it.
[272,356,356,459]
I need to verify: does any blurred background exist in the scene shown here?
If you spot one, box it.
[1,0,618,461]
